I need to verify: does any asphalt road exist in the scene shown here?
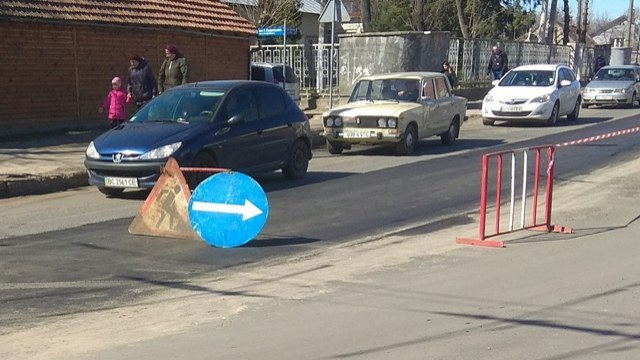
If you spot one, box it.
[1,107,640,336]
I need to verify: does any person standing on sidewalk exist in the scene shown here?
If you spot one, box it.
[441,61,458,88]
[157,45,190,94]
[98,77,128,128]
[127,54,157,108]
[487,45,509,81]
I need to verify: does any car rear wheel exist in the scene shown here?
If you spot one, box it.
[396,124,417,155]
[567,98,580,122]
[98,187,124,197]
[482,118,495,126]
[188,151,217,190]
[581,103,589,109]
[547,102,559,126]
[282,140,309,180]
[441,119,459,145]
[327,140,344,155]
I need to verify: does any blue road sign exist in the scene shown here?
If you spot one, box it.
[188,172,268,248]
[257,26,298,37]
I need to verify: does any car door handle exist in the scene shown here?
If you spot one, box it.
[257,129,263,135]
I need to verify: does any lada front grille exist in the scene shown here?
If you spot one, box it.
[355,117,380,128]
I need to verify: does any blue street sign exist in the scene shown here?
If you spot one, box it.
[188,172,268,248]
[257,26,298,37]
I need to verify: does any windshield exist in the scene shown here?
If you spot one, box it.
[130,89,226,123]
[499,70,555,87]
[594,68,636,81]
[349,78,420,102]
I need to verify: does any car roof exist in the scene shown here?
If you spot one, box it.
[599,64,640,69]
[511,64,568,71]
[358,72,444,81]
[174,80,278,90]
[251,62,291,68]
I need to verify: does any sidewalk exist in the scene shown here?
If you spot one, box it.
[0,101,482,199]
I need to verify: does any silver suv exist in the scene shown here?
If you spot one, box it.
[251,62,301,105]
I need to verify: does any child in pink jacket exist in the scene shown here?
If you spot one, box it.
[99,77,128,128]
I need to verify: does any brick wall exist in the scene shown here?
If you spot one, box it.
[0,21,250,133]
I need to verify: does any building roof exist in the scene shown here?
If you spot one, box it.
[0,0,256,37]
[222,0,323,14]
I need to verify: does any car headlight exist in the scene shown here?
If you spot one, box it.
[387,118,397,128]
[86,141,100,159]
[325,117,334,127]
[584,88,595,93]
[484,94,494,103]
[334,117,343,126]
[530,94,551,103]
[138,142,182,160]
[377,117,387,127]
[614,88,628,93]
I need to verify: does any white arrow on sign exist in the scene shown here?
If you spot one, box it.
[192,199,263,221]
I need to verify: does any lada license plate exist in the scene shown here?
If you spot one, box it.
[596,95,613,100]
[501,106,522,112]
[343,130,371,139]
[104,176,139,188]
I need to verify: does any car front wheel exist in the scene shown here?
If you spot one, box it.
[482,118,495,126]
[282,140,310,180]
[396,124,417,155]
[628,93,637,109]
[567,98,580,122]
[547,102,559,126]
[327,140,344,155]
[188,151,218,190]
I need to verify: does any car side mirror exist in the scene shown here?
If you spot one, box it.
[227,114,245,126]
[421,96,433,103]
[491,80,500,87]
[559,80,572,87]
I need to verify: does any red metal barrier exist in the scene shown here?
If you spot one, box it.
[457,145,571,248]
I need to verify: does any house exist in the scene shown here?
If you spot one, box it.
[0,0,255,133]
[590,15,640,47]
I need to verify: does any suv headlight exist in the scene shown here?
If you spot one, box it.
[138,142,181,160]
[86,141,100,159]
[530,94,551,103]
[484,94,494,103]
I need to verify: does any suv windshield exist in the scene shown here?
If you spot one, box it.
[349,78,420,102]
[594,68,636,81]
[499,70,555,87]
[131,89,226,123]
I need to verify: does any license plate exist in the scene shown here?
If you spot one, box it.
[501,106,522,112]
[104,177,139,188]
[596,95,613,100]
[342,130,372,139]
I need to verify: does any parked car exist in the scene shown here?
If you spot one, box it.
[481,64,581,126]
[251,62,301,105]
[84,80,313,196]
[322,72,467,155]
[582,65,640,108]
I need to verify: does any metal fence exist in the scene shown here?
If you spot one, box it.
[251,39,594,95]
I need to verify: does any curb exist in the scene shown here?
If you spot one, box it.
[0,171,88,199]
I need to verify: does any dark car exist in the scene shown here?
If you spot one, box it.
[85,80,313,196]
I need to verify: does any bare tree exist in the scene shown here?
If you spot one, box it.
[455,0,469,38]
[546,0,558,43]
[361,0,372,32]
[413,0,424,31]
[229,0,302,27]
[563,0,570,44]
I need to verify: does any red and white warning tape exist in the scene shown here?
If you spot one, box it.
[555,126,640,148]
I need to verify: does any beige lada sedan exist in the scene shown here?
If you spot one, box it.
[322,72,467,155]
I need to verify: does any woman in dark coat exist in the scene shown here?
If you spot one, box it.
[127,54,158,108]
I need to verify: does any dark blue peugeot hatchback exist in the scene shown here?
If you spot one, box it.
[84,80,312,196]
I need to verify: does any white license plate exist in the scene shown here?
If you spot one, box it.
[104,177,139,188]
[343,130,372,139]
[501,106,522,112]
[596,95,613,100]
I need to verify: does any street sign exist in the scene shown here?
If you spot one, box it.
[188,172,268,248]
[257,26,298,37]
[318,0,350,23]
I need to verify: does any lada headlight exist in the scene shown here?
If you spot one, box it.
[325,117,334,127]
[377,117,387,127]
[334,117,343,126]
[86,141,99,159]
[138,142,182,160]
[387,118,397,128]
[530,94,551,103]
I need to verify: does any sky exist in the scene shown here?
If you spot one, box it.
[580,0,633,19]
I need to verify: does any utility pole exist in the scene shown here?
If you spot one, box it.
[576,0,582,40]
[627,0,634,46]
[580,0,588,43]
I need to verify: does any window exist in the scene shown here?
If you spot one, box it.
[422,79,436,99]
[251,66,266,81]
[223,88,258,122]
[273,65,298,84]
[257,86,286,118]
[434,77,449,98]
